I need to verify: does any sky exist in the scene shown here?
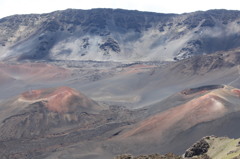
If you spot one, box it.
[0,0,240,19]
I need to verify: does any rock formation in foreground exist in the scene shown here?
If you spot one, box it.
[115,136,240,159]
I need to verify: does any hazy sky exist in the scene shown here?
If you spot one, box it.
[0,0,240,18]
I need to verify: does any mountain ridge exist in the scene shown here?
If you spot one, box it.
[1,9,240,62]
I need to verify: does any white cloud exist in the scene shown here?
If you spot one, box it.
[0,0,240,19]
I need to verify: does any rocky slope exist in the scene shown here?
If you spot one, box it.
[103,85,240,155]
[169,48,240,75]
[1,9,240,61]
[1,85,240,158]
[0,87,104,140]
[0,86,146,158]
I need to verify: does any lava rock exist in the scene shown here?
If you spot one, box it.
[100,38,121,53]
[184,139,210,157]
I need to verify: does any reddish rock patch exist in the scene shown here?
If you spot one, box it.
[121,94,226,138]
[232,89,240,97]
[20,87,99,113]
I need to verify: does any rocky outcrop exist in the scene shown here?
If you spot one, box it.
[170,50,240,75]
[100,38,121,54]
[114,136,240,159]
[181,85,224,95]
[184,138,210,157]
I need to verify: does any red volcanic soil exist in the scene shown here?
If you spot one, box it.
[232,89,240,97]
[20,87,100,113]
[122,93,227,138]
[0,62,71,82]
